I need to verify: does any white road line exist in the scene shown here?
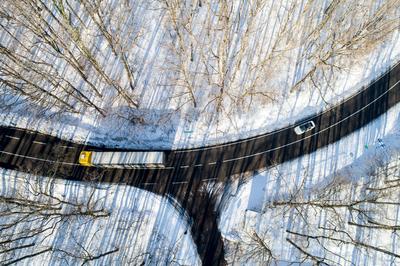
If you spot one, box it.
[3,62,399,173]
[0,150,79,166]
[2,72,398,172]
[142,182,157,186]
[95,165,173,170]
[33,140,46,145]
[175,78,400,168]
[180,162,215,168]
[5,135,20,140]
[0,148,175,170]
[201,178,217,182]
[107,166,175,170]
[222,78,400,163]
[175,61,400,153]
[60,145,75,149]
[172,181,188,185]
[158,167,174,170]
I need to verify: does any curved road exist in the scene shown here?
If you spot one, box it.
[1,61,400,265]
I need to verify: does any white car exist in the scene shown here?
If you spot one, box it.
[294,120,315,135]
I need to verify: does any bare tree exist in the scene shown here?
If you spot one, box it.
[159,0,279,131]
[291,0,400,93]
[226,229,275,265]
[2,0,397,126]
[159,0,199,108]
[0,0,143,117]
[80,0,141,92]
[0,167,111,265]
[284,163,399,264]
[224,154,400,265]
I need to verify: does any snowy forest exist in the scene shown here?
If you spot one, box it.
[1,0,399,147]
[1,0,400,265]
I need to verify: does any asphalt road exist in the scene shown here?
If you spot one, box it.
[1,61,400,265]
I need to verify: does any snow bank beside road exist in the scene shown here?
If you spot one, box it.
[1,1,399,149]
[219,101,400,264]
[0,170,200,265]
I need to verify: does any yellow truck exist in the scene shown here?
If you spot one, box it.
[79,151,165,168]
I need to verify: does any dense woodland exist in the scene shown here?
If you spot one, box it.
[1,0,400,264]
[1,0,399,119]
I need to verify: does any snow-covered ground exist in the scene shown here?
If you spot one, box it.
[1,0,400,264]
[1,95,399,265]
[0,169,200,265]
[1,0,399,149]
[219,99,400,264]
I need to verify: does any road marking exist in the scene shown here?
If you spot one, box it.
[174,61,400,153]
[4,62,399,172]
[2,71,399,172]
[174,78,400,168]
[2,148,174,169]
[142,182,157,186]
[98,165,174,170]
[0,150,79,166]
[0,149,176,170]
[159,167,174,170]
[222,78,400,163]
[33,140,46,145]
[201,178,217,182]
[179,162,215,168]
[172,181,188,185]
[60,145,75,149]
[5,135,20,140]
